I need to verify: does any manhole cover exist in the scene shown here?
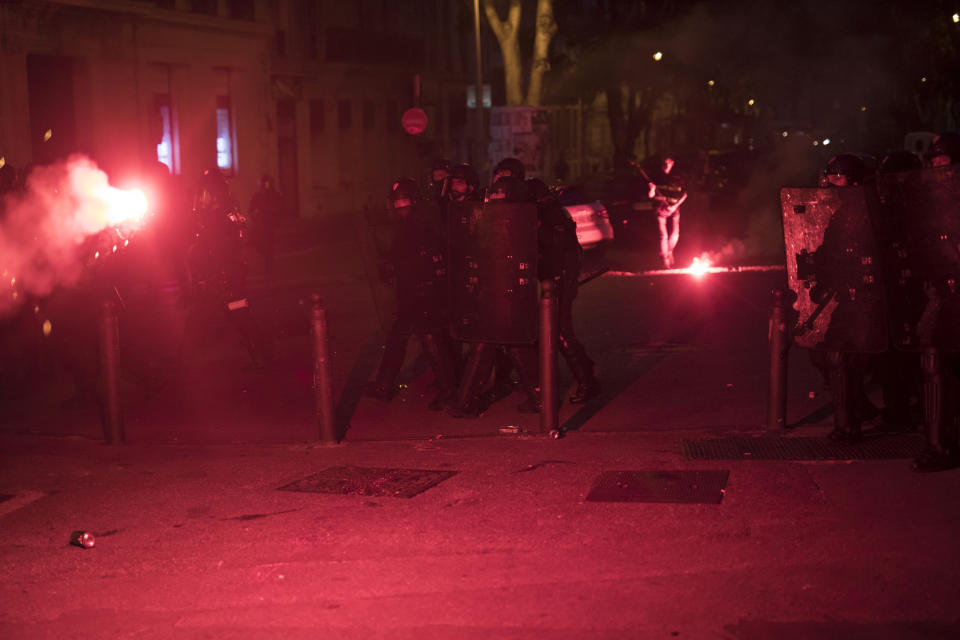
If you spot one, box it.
[683,434,924,460]
[278,466,457,498]
[585,470,729,504]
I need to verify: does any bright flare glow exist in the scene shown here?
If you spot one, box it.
[42,320,52,336]
[43,129,53,142]
[953,13,959,23]
[921,76,928,83]
[860,105,867,111]
[823,138,831,145]
[688,255,713,278]
[707,80,715,86]
[782,131,788,137]
[747,98,755,106]
[653,51,663,61]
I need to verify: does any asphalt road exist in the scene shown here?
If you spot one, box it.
[2,216,957,638]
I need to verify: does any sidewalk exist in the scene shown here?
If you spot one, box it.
[1,427,959,638]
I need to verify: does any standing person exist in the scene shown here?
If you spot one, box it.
[247,174,284,277]
[527,178,601,404]
[447,176,540,418]
[363,179,457,410]
[647,155,687,268]
[181,168,268,369]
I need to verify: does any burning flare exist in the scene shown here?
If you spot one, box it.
[0,154,149,315]
[688,255,713,277]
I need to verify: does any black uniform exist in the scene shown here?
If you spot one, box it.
[531,180,600,404]
[365,180,457,410]
[181,169,267,368]
[247,175,284,276]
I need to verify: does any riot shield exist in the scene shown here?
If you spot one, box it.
[876,165,960,351]
[353,204,397,331]
[448,200,538,344]
[391,201,448,333]
[780,187,888,352]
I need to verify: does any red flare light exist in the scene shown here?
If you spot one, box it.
[688,255,713,278]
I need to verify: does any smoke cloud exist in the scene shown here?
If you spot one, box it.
[0,155,147,316]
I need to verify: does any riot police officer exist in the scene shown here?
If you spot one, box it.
[492,157,525,185]
[813,153,876,444]
[446,164,482,203]
[912,132,960,471]
[181,168,268,369]
[363,179,457,410]
[447,176,539,417]
[247,174,284,277]
[426,158,451,203]
[527,178,600,404]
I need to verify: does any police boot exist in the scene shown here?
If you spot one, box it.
[560,334,600,405]
[913,348,957,472]
[365,327,411,401]
[447,344,495,418]
[509,346,541,413]
[826,351,862,444]
[420,332,458,411]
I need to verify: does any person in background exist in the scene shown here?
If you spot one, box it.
[647,155,687,268]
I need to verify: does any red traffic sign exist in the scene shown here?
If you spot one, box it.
[401,108,428,135]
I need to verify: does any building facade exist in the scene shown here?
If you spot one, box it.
[0,0,480,217]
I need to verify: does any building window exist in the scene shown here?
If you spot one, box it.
[149,64,179,173]
[338,99,351,131]
[363,100,375,131]
[216,96,233,170]
[310,100,324,136]
[155,95,174,171]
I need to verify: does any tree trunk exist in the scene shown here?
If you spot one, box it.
[526,0,557,106]
[483,0,524,106]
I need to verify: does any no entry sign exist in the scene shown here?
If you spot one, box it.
[401,108,428,135]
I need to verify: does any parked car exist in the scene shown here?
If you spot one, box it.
[555,186,614,250]
[601,173,652,245]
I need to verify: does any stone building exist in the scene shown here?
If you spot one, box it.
[0,0,480,217]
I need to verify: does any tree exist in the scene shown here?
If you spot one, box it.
[483,0,557,106]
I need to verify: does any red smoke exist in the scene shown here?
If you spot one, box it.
[1,155,148,315]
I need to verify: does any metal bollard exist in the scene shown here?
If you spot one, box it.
[539,278,559,435]
[921,347,944,452]
[99,299,125,444]
[311,294,338,444]
[767,287,789,429]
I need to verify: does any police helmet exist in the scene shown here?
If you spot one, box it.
[879,150,923,174]
[493,157,525,182]
[450,163,479,194]
[389,178,421,209]
[927,132,960,167]
[196,167,229,209]
[822,153,866,187]
[487,176,533,203]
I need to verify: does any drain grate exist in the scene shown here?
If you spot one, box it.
[683,434,925,461]
[278,466,457,498]
[585,470,729,504]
